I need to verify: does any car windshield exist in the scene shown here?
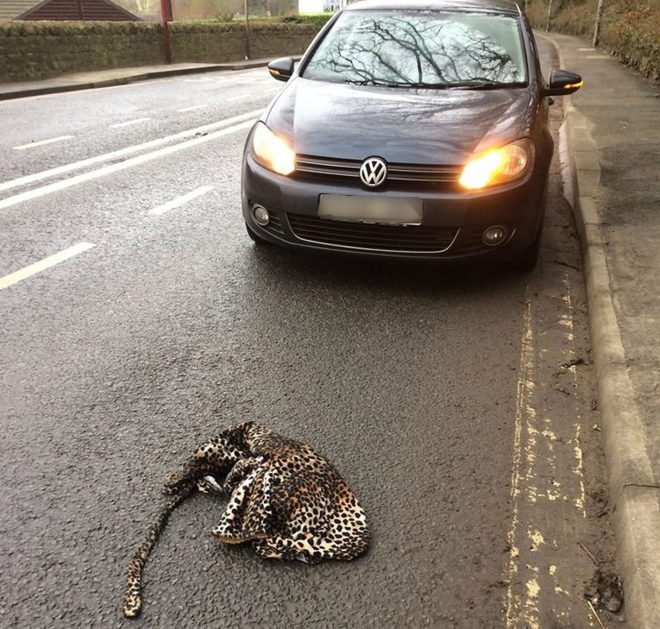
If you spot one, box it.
[302,9,528,88]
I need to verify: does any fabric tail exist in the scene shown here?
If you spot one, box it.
[123,491,188,618]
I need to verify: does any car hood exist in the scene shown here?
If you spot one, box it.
[265,78,533,165]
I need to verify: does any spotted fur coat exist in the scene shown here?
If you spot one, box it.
[123,422,369,618]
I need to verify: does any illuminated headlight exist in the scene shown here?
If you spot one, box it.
[459,139,534,190]
[251,122,296,176]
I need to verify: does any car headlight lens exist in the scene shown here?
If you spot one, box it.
[251,122,296,176]
[459,139,534,190]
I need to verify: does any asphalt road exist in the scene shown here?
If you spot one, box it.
[0,42,619,628]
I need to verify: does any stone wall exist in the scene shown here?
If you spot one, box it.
[0,21,164,81]
[0,20,325,82]
[169,22,320,63]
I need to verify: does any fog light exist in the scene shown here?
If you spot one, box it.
[483,226,508,247]
[253,205,270,226]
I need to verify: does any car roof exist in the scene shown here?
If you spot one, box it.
[344,0,522,16]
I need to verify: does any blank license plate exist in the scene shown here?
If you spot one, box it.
[318,195,422,226]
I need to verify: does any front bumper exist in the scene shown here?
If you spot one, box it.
[241,153,548,263]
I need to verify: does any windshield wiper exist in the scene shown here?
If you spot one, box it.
[345,79,410,88]
[407,82,456,89]
[344,78,525,90]
[345,79,456,89]
[449,80,527,90]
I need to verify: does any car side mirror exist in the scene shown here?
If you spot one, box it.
[268,57,294,82]
[544,69,583,96]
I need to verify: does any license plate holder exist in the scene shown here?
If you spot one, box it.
[318,194,423,226]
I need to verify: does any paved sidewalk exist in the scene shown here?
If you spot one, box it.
[542,32,660,628]
[0,58,275,100]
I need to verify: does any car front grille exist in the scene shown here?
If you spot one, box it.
[265,211,285,235]
[294,155,462,190]
[287,213,458,253]
[456,226,489,254]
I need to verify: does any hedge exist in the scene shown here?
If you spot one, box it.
[525,0,660,83]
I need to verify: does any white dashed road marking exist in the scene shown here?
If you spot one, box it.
[110,118,151,129]
[0,242,96,291]
[228,90,279,102]
[148,185,215,216]
[13,135,74,150]
[0,118,255,211]
[0,110,260,195]
[177,104,209,112]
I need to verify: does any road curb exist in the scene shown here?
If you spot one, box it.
[0,59,274,101]
[544,33,660,628]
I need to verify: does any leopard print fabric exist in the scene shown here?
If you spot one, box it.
[123,422,369,618]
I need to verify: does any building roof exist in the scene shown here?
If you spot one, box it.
[0,0,39,20]
[0,0,139,20]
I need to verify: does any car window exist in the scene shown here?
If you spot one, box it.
[302,9,528,87]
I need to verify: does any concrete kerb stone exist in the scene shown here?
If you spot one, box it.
[617,490,660,627]
[543,33,660,628]
[0,83,98,100]
[0,58,285,101]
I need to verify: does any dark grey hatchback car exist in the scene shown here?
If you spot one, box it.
[241,0,582,270]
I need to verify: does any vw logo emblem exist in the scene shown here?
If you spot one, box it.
[359,157,387,188]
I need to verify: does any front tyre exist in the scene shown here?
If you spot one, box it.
[510,231,541,273]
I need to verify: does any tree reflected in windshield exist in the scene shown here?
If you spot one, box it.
[304,11,527,87]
